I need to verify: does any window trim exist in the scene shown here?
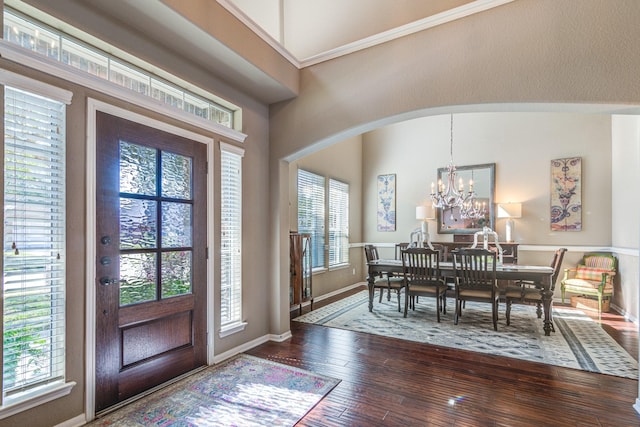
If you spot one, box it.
[0,41,247,144]
[0,69,75,419]
[3,7,239,130]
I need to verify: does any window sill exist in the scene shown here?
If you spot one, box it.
[0,380,76,420]
[219,321,247,338]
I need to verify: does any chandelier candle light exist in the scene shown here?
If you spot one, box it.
[430,114,474,210]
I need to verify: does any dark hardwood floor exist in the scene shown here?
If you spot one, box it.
[247,286,640,426]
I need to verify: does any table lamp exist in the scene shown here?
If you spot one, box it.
[415,205,435,247]
[497,202,522,243]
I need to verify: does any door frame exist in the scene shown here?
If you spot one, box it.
[85,99,215,420]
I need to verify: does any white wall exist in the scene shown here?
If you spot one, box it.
[612,115,640,319]
[612,116,640,249]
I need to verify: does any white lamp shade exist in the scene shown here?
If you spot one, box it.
[497,203,522,219]
[416,205,433,220]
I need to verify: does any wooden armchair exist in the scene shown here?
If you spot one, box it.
[364,244,404,311]
[505,248,566,327]
[561,252,617,316]
[401,247,448,321]
[452,248,499,331]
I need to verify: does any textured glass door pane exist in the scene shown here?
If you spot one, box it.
[120,198,157,249]
[162,202,192,248]
[120,141,156,196]
[161,251,192,297]
[162,152,191,199]
[120,253,157,306]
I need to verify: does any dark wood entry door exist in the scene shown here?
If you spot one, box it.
[95,112,207,412]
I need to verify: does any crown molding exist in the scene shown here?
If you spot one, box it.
[217,0,514,69]
[216,0,300,68]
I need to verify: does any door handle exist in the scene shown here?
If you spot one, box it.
[99,276,119,286]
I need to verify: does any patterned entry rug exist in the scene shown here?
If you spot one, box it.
[294,290,638,379]
[89,354,340,426]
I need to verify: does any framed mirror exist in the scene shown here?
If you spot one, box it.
[436,163,495,234]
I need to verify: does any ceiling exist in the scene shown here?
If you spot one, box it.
[222,0,511,65]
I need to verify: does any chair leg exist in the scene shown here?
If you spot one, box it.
[442,292,447,315]
[379,287,383,303]
[454,300,461,325]
[387,288,391,301]
[404,291,409,318]
[598,294,603,319]
[493,300,498,331]
[396,290,401,312]
[535,302,542,318]
[436,293,441,323]
[506,299,512,326]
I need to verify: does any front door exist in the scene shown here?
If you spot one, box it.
[95,112,207,412]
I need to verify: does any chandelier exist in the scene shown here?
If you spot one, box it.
[430,114,473,210]
[460,170,486,219]
[460,197,486,220]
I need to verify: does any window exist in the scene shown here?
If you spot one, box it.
[220,143,244,332]
[297,170,351,270]
[297,170,325,270]
[2,84,70,411]
[3,8,236,129]
[329,179,349,267]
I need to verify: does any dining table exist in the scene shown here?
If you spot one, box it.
[366,259,556,336]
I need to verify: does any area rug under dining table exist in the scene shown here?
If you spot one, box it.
[294,290,638,379]
[88,354,340,426]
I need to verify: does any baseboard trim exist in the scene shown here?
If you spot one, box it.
[54,413,86,427]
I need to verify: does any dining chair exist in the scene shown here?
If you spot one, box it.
[401,247,448,321]
[395,242,409,260]
[452,248,499,330]
[504,248,567,327]
[364,244,404,311]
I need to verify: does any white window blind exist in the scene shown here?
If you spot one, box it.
[297,170,325,269]
[3,86,66,401]
[220,143,243,326]
[329,179,349,267]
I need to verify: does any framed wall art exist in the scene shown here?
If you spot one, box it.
[550,157,582,231]
[377,174,396,231]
